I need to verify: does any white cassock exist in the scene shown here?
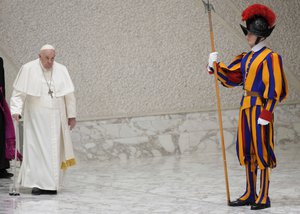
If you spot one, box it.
[10,59,76,191]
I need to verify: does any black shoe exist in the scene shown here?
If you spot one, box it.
[251,202,271,210]
[0,169,13,178]
[32,187,42,195]
[32,187,57,195]
[42,189,57,195]
[228,199,253,207]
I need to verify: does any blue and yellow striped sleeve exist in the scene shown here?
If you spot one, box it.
[259,52,288,122]
[214,53,245,88]
[262,52,288,101]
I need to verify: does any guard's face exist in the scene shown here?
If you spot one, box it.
[246,32,257,48]
[39,50,55,70]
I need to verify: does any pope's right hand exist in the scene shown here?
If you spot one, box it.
[208,52,218,68]
[12,114,20,122]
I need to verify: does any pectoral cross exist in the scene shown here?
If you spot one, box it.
[48,89,54,98]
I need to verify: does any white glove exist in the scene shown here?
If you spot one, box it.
[258,118,269,126]
[208,52,218,68]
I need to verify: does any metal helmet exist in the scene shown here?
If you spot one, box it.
[240,4,276,38]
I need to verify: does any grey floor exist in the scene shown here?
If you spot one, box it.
[1,144,300,214]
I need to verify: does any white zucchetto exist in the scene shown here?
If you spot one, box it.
[40,44,55,51]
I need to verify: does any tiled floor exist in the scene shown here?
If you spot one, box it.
[1,144,300,214]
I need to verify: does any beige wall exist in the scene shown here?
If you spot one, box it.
[0,0,299,120]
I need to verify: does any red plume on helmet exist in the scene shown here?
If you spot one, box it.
[240,4,276,38]
[242,4,276,27]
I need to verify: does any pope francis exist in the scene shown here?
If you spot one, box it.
[10,44,76,195]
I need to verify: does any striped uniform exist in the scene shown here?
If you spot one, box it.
[213,46,288,205]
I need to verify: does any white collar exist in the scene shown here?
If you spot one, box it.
[251,42,266,52]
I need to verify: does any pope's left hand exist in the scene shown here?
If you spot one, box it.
[258,118,269,126]
[68,118,76,130]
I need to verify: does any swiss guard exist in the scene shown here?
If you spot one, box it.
[207,4,288,210]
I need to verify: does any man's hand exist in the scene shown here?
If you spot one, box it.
[12,114,21,122]
[68,118,76,130]
[208,52,218,68]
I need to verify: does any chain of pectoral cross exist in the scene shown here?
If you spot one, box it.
[42,69,54,98]
[40,61,54,98]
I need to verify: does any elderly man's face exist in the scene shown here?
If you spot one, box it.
[39,49,55,70]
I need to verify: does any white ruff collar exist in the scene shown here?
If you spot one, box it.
[251,42,266,52]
